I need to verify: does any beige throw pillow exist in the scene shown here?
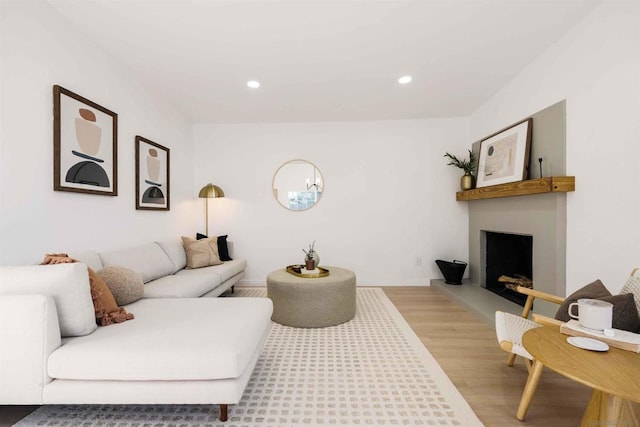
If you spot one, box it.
[97,266,144,306]
[182,236,223,269]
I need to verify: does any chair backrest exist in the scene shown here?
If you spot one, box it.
[621,268,640,315]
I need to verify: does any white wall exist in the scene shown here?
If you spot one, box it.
[469,1,640,294]
[194,119,469,285]
[0,1,197,265]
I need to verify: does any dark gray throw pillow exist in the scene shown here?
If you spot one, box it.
[554,279,640,332]
[555,279,611,322]
[600,293,640,332]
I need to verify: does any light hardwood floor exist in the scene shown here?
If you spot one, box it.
[0,286,591,426]
[383,286,591,427]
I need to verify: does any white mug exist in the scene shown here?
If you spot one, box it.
[568,298,612,331]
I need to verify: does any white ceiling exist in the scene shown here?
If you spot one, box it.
[47,0,600,124]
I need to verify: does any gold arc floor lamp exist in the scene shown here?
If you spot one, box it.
[198,183,225,236]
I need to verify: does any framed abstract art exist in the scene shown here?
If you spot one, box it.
[135,135,170,211]
[53,85,118,196]
[476,118,532,188]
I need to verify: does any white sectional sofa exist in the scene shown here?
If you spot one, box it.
[73,238,246,298]
[0,241,272,422]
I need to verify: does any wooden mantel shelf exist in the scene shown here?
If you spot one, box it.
[456,176,575,201]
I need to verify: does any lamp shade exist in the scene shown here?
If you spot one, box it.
[198,183,225,198]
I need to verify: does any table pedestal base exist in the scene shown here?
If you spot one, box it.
[581,390,640,427]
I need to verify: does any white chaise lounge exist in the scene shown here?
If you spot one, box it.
[0,263,273,421]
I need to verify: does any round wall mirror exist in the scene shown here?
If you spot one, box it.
[272,159,324,211]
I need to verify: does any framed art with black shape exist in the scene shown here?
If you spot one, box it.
[53,85,118,196]
[135,136,170,211]
[476,118,532,188]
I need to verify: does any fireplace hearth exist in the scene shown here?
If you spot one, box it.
[484,231,533,306]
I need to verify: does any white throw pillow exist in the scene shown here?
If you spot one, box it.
[0,263,96,337]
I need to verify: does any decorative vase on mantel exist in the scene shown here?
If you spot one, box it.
[461,173,476,191]
[444,150,477,191]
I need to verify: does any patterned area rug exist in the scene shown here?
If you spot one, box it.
[16,288,483,426]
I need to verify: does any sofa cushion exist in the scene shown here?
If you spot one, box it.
[72,251,104,271]
[156,239,187,273]
[0,263,96,337]
[99,243,175,283]
[177,259,247,283]
[48,298,273,381]
[142,273,221,298]
[96,266,144,305]
[182,236,222,269]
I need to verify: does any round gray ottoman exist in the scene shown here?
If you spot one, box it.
[267,266,356,328]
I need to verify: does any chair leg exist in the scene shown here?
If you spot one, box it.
[219,404,228,421]
[525,358,533,373]
[517,359,544,421]
[507,353,517,367]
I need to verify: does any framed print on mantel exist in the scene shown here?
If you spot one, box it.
[476,118,532,188]
[53,85,118,196]
[135,136,170,211]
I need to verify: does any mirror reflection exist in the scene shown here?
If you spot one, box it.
[272,159,324,211]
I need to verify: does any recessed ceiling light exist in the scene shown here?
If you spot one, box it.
[398,75,412,84]
[247,80,261,89]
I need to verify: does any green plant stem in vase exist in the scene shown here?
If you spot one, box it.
[444,150,476,191]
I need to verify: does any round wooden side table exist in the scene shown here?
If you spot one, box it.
[519,325,640,426]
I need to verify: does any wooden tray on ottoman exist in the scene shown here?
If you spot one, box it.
[286,264,330,278]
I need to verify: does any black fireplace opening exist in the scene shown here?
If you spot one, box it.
[485,231,533,307]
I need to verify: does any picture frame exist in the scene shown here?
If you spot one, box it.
[476,118,532,188]
[135,136,170,211]
[53,85,118,196]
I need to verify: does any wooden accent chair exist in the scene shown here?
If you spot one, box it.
[496,268,640,369]
[495,287,565,370]
[495,268,640,421]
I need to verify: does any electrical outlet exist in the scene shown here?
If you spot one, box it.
[415,256,422,267]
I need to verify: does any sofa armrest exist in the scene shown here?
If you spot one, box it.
[0,295,62,404]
